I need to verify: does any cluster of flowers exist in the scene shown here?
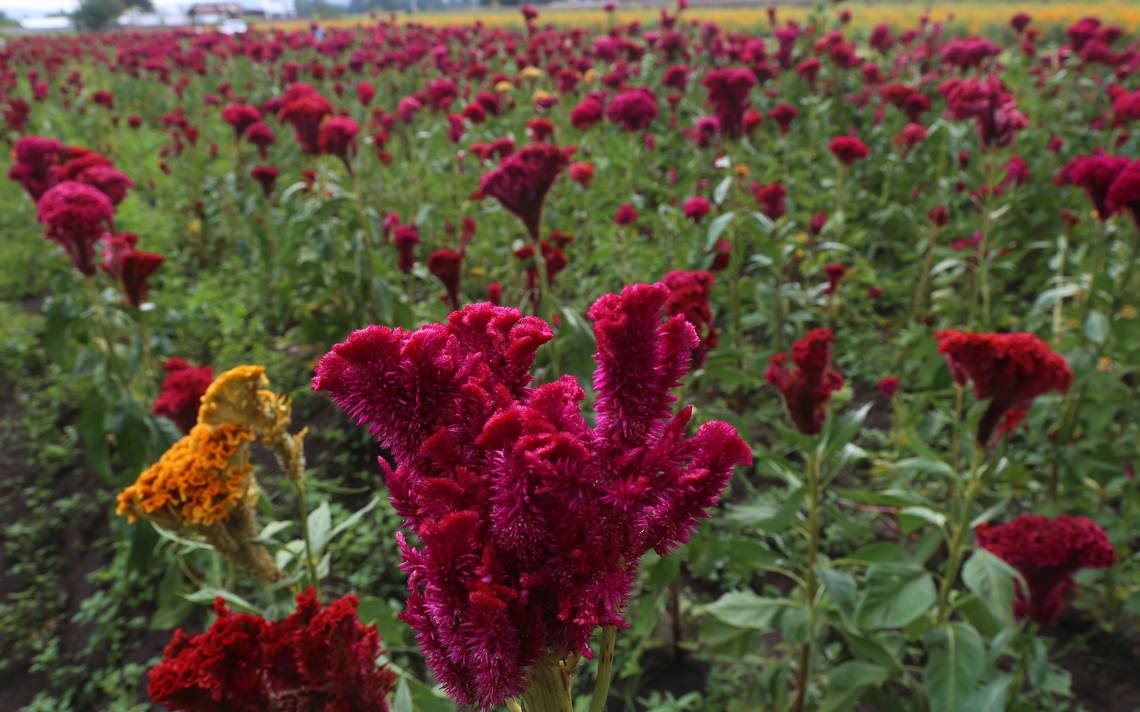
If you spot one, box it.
[1057,153,1140,226]
[148,590,395,711]
[8,136,162,305]
[313,284,751,708]
[121,365,299,582]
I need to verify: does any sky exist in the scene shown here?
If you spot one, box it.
[0,0,317,19]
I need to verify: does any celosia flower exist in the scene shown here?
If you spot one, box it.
[768,103,799,134]
[935,330,1072,444]
[154,357,215,433]
[809,211,828,235]
[277,84,333,155]
[428,247,463,309]
[221,103,261,139]
[662,270,718,367]
[312,284,751,709]
[975,514,1115,625]
[829,135,870,165]
[117,249,164,307]
[251,165,278,197]
[570,96,604,130]
[878,376,900,399]
[701,67,757,138]
[751,181,786,220]
[357,80,376,107]
[569,161,594,188]
[614,202,638,225]
[1106,159,1140,226]
[607,88,659,132]
[319,116,359,169]
[766,328,845,435]
[197,365,291,438]
[1056,155,1129,220]
[148,590,396,711]
[478,143,569,240]
[683,196,711,223]
[8,135,66,201]
[245,122,275,159]
[824,263,846,295]
[36,180,115,276]
[394,224,419,273]
[939,76,1028,150]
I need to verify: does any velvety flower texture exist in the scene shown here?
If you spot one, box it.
[828,135,870,165]
[607,88,659,132]
[8,135,66,200]
[975,514,1115,625]
[221,103,261,139]
[312,284,751,710]
[147,591,396,711]
[1105,159,1140,226]
[662,270,718,367]
[277,84,333,155]
[154,357,215,433]
[478,143,569,240]
[36,180,115,276]
[935,330,1072,444]
[1056,154,1129,220]
[319,116,360,169]
[766,328,845,435]
[701,67,757,138]
[939,76,1028,150]
[751,181,787,221]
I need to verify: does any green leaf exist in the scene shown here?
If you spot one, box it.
[820,661,890,712]
[890,457,956,479]
[702,590,792,629]
[392,677,413,712]
[922,623,985,712]
[307,500,332,555]
[328,496,380,542]
[1084,310,1109,345]
[962,549,1021,629]
[964,675,1013,712]
[857,562,937,629]
[820,403,871,461]
[724,486,806,533]
[183,588,260,614]
[900,506,948,531]
[705,210,735,249]
[713,176,733,205]
[78,391,110,480]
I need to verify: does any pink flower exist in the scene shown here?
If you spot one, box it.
[153,357,214,433]
[394,224,419,273]
[766,328,845,435]
[824,263,846,295]
[428,247,463,310]
[1105,159,1140,226]
[277,84,333,155]
[312,285,750,710]
[877,376,900,399]
[319,116,359,167]
[1056,154,1129,221]
[607,88,659,132]
[221,103,261,139]
[701,67,757,138]
[683,196,711,223]
[478,143,569,240]
[662,270,718,367]
[569,161,594,188]
[751,181,786,220]
[614,202,638,225]
[829,135,870,164]
[36,181,114,276]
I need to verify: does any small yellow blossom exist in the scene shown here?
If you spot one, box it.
[470,266,487,277]
[583,68,596,82]
[495,80,513,94]
[519,66,543,80]
[1119,305,1136,320]
[198,365,291,438]
[533,89,553,105]
[1097,356,1114,374]
[793,233,809,245]
[733,164,750,178]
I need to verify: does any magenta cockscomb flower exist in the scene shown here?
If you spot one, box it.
[478,143,569,240]
[313,284,751,710]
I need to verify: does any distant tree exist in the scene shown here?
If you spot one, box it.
[295,0,346,18]
[72,0,125,30]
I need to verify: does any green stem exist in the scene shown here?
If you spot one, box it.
[521,654,574,712]
[587,627,617,712]
[936,447,984,625]
[291,475,320,596]
[792,450,821,712]
[351,171,378,322]
[910,225,940,324]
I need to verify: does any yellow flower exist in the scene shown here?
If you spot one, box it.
[189,218,202,237]
[533,89,553,105]
[519,66,543,80]
[733,163,750,178]
[495,80,513,94]
[117,423,255,527]
[198,365,291,437]
[470,266,487,277]
[793,233,809,245]
[583,68,596,82]
[1097,356,1114,374]
[1119,304,1136,320]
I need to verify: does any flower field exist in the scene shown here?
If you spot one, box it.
[1,3,1139,711]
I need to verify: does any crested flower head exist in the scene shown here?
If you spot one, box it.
[8,135,67,201]
[117,422,255,528]
[766,328,845,435]
[662,270,718,367]
[478,143,569,240]
[607,87,659,132]
[277,83,333,154]
[36,180,115,276]
[221,103,262,139]
[197,365,291,439]
[1105,159,1140,226]
[154,357,215,433]
[313,285,750,709]
[1056,154,1130,221]
[428,247,464,309]
[751,180,787,220]
[701,67,757,138]
[828,134,870,165]
[318,115,360,166]
[975,514,1115,625]
[939,76,1028,150]
[147,590,396,711]
[935,330,1072,444]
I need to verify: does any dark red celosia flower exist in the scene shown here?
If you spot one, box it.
[768,103,799,134]
[570,97,604,130]
[1003,155,1030,187]
[941,37,1002,70]
[743,108,763,133]
[614,202,638,225]
[766,328,845,435]
[8,135,67,201]
[809,211,828,235]
[75,163,133,206]
[478,143,569,240]
[277,84,333,154]
[36,181,114,276]
[975,514,1115,626]
[221,103,261,139]
[929,205,950,226]
[1111,90,1140,128]
[939,76,1028,150]
[828,135,870,165]
[244,122,275,159]
[357,80,376,107]
[751,181,786,221]
[394,224,419,274]
[607,88,659,132]
[701,67,756,139]
[319,116,359,167]
[312,285,750,709]
[824,263,846,295]
[878,376,900,399]
[662,270,718,367]
[428,248,463,310]
[569,161,594,188]
[662,64,689,90]
[251,165,278,197]
[527,117,555,142]
[153,357,214,433]
[1105,159,1140,226]
[119,250,165,307]
[101,231,139,276]
[147,590,396,711]
[935,330,1073,444]
[1011,13,1032,33]
[710,238,732,272]
[895,122,927,150]
[683,196,711,223]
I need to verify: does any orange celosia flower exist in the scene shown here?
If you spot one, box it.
[117,423,255,527]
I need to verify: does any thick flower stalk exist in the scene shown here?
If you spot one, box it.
[313,283,751,710]
[147,590,396,711]
[935,330,1072,445]
[976,514,1116,625]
